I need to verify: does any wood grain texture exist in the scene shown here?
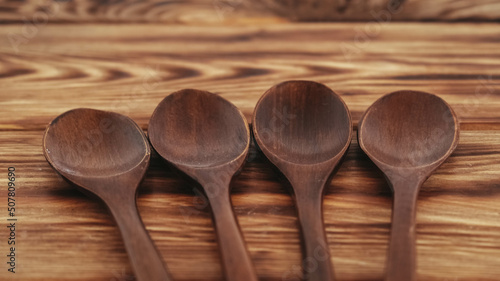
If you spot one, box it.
[257,0,500,21]
[0,0,500,23]
[0,21,499,281]
[0,23,500,131]
[2,129,500,280]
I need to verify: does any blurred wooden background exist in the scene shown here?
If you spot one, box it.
[0,0,499,23]
[0,1,500,281]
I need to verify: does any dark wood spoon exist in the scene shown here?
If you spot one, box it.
[148,89,257,281]
[43,108,172,281]
[358,91,459,281]
[252,80,352,281]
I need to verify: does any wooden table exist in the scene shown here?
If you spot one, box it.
[1,1,500,280]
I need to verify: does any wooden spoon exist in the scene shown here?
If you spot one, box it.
[358,91,459,281]
[252,80,352,281]
[43,108,172,281]
[148,89,257,281]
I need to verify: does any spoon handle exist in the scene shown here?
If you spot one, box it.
[294,188,334,281]
[386,181,420,281]
[106,193,173,281]
[207,189,258,281]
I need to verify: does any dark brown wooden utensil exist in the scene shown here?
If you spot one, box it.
[148,89,258,281]
[252,80,352,281]
[358,91,459,281]
[43,108,172,281]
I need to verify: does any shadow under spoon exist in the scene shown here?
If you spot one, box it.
[252,80,352,281]
[43,108,172,281]
[358,91,459,281]
[148,89,258,281]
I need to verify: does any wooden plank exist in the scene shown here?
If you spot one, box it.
[1,129,500,280]
[1,21,500,280]
[0,0,500,23]
[259,0,500,21]
[0,23,500,130]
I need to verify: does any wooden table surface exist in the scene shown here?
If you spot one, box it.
[1,1,500,280]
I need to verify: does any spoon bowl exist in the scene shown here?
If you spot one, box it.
[148,89,248,168]
[254,81,351,164]
[44,109,148,178]
[358,90,459,281]
[149,89,257,281]
[359,91,458,169]
[253,80,352,281]
[43,108,172,281]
